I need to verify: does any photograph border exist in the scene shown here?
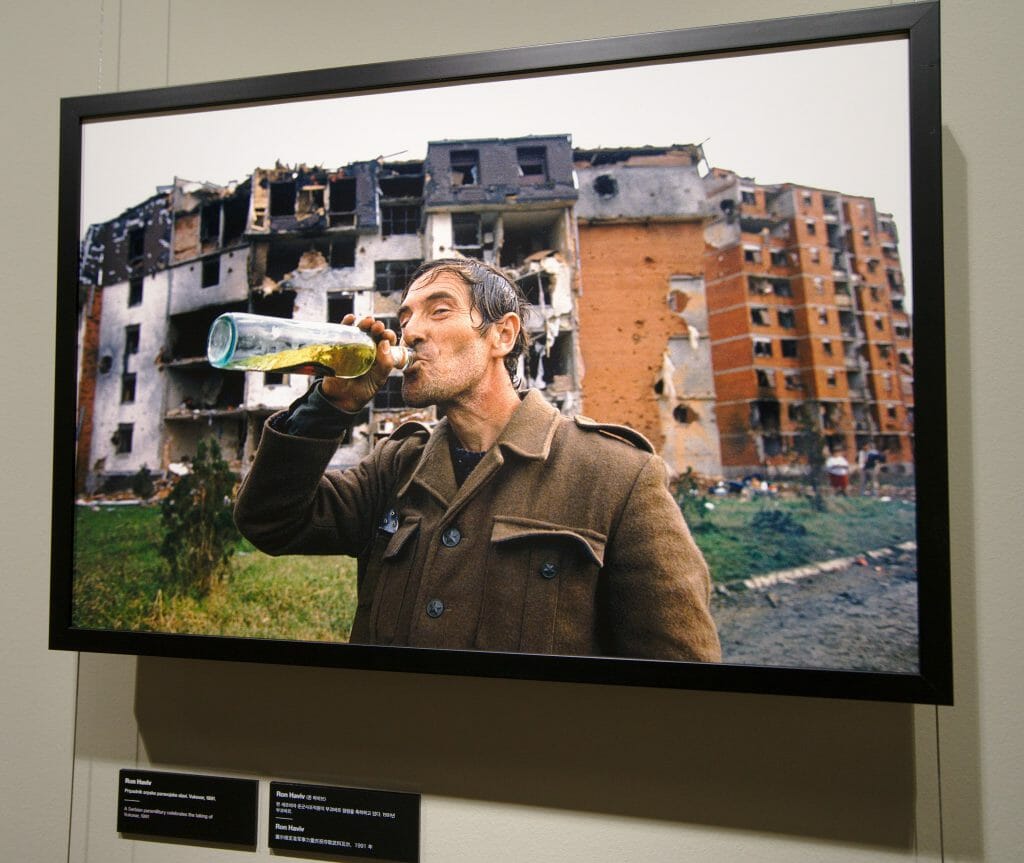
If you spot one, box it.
[50,1,951,704]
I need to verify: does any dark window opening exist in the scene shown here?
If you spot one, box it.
[755,369,774,388]
[120,373,136,404]
[777,309,796,328]
[744,247,761,264]
[222,196,248,245]
[169,304,246,361]
[252,290,296,320]
[526,332,572,388]
[127,227,145,267]
[518,271,552,308]
[330,238,356,269]
[374,260,421,294]
[329,178,357,226]
[200,203,221,244]
[450,150,479,186]
[822,339,834,356]
[114,423,133,454]
[99,355,113,374]
[266,244,303,282]
[750,399,780,432]
[499,215,555,267]
[128,275,143,307]
[124,325,140,356]
[741,190,756,205]
[753,339,773,358]
[770,250,788,267]
[593,174,618,197]
[750,307,769,326]
[264,372,287,386]
[887,406,898,420]
[452,213,483,251]
[327,293,355,323]
[379,174,424,199]
[201,256,219,288]
[382,204,421,236]
[269,181,296,216]
[781,339,798,358]
[516,146,547,183]
[785,373,803,390]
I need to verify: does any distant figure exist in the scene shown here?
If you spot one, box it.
[825,450,850,496]
[858,442,884,496]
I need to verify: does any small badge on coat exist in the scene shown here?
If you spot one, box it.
[379,509,400,535]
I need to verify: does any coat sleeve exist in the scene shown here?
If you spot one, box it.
[599,455,722,663]
[233,413,392,558]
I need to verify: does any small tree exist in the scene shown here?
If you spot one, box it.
[793,400,829,511]
[160,438,239,593]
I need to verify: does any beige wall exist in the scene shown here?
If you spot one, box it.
[2,0,1021,859]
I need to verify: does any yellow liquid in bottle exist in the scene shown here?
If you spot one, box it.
[230,342,378,378]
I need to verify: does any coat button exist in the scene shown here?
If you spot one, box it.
[426,599,445,618]
[540,562,558,579]
[441,526,462,547]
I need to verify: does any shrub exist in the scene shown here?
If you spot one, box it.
[159,438,239,594]
[750,507,808,537]
[130,464,155,500]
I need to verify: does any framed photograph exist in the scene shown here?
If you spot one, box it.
[51,2,951,703]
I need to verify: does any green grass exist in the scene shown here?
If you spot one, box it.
[72,494,916,639]
[684,495,916,582]
[74,505,358,641]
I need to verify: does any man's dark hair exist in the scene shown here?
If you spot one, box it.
[403,257,532,384]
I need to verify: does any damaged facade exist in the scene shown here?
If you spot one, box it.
[76,136,583,492]
[574,145,723,478]
[76,134,912,492]
[703,174,914,474]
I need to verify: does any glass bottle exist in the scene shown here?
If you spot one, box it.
[207,312,413,378]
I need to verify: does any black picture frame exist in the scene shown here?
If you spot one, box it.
[51,2,951,704]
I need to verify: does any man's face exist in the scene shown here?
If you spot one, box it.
[397,271,493,408]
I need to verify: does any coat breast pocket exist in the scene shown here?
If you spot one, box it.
[359,515,421,643]
[475,515,606,655]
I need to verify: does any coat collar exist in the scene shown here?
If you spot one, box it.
[396,389,559,506]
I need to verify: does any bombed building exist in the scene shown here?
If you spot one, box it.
[75,134,912,493]
[703,173,914,474]
[75,136,582,493]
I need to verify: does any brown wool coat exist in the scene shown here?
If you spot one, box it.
[234,389,721,662]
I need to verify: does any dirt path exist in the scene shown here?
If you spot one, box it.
[711,545,918,673]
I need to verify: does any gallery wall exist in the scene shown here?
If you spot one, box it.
[2,0,1022,859]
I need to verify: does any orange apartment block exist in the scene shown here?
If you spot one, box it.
[704,174,913,476]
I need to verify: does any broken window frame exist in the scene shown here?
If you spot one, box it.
[516,146,548,183]
[201,255,219,288]
[128,275,144,307]
[114,423,133,454]
[753,337,773,358]
[374,259,422,294]
[120,372,136,404]
[450,149,480,186]
[124,324,140,357]
[269,180,297,217]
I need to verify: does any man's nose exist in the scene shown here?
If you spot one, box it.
[401,313,425,345]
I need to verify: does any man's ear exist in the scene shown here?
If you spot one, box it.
[490,312,521,358]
